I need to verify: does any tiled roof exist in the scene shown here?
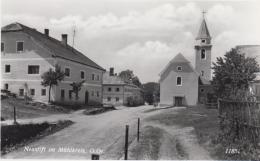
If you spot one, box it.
[102,72,140,89]
[103,72,125,85]
[170,53,190,63]
[2,22,105,71]
[159,53,191,77]
[196,18,211,40]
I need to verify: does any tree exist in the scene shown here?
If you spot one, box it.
[212,48,259,100]
[118,70,134,83]
[132,76,142,88]
[70,80,85,101]
[41,65,65,103]
[118,70,142,87]
[143,82,160,105]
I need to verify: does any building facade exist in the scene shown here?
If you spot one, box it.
[159,15,213,106]
[102,68,144,106]
[1,22,105,105]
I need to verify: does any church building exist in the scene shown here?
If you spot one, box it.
[159,14,213,106]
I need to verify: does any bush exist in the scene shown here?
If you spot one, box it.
[1,123,50,149]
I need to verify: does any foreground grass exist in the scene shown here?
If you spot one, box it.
[1,120,73,155]
[146,105,224,159]
[1,98,70,120]
[129,126,163,160]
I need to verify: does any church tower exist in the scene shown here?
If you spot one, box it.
[195,12,212,81]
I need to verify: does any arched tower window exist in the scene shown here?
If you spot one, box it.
[201,70,204,76]
[201,49,206,59]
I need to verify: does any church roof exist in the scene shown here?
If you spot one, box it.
[2,22,105,71]
[196,18,211,40]
[171,53,190,63]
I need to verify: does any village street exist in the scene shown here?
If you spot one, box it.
[2,105,212,160]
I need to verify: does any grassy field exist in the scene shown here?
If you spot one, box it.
[1,98,70,120]
[146,105,224,159]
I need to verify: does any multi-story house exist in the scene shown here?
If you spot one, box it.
[102,68,144,106]
[1,22,105,105]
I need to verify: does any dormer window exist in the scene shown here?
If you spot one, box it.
[177,66,182,71]
[201,49,206,59]
[201,39,206,43]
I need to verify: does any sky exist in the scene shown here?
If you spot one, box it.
[1,0,260,83]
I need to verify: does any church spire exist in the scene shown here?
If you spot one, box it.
[196,11,211,40]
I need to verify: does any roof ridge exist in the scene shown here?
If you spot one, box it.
[2,22,105,71]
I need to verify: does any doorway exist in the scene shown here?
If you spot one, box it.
[175,97,183,106]
[85,91,89,105]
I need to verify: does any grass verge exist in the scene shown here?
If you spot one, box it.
[1,120,73,155]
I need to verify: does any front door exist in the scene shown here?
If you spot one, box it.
[175,97,183,106]
[85,91,89,105]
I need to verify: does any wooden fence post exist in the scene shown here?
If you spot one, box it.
[137,118,140,142]
[13,106,17,124]
[124,125,129,160]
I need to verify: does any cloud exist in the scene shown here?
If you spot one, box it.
[113,40,195,83]
[2,1,260,82]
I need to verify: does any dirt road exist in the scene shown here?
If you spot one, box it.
[2,105,212,160]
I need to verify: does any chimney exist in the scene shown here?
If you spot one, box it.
[109,67,114,76]
[61,34,68,45]
[44,29,49,36]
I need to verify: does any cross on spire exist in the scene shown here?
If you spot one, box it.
[202,10,207,19]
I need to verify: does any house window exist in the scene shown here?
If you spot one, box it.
[200,88,204,93]
[19,89,24,96]
[201,39,206,43]
[201,49,206,59]
[108,87,112,92]
[107,97,111,101]
[80,71,85,79]
[96,91,99,97]
[16,41,24,52]
[1,42,4,52]
[28,65,40,74]
[30,89,35,96]
[41,89,46,96]
[91,91,94,96]
[69,90,73,99]
[116,88,120,92]
[61,89,65,99]
[176,76,182,86]
[96,75,100,81]
[4,83,8,90]
[201,70,204,76]
[116,97,119,102]
[5,65,10,73]
[92,74,95,80]
[177,66,182,71]
[65,68,70,77]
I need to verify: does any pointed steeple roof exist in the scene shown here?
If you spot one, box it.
[171,53,190,63]
[196,18,211,40]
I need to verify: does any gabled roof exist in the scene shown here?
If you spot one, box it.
[171,53,190,63]
[1,22,105,71]
[159,53,190,76]
[196,18,211,40]
[103,72,141,89]
[103,72,125,85]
